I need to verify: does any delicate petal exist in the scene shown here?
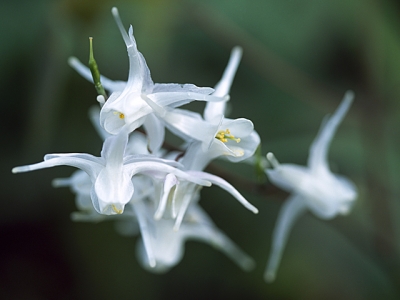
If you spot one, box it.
[12,155,102,179]
[213,46,242,97]
[308,90,354,173]
[188,171,258,214]
[123,155,182,168]
[147,91,226,107]
[180,141,211,171]
[132,201,157,268]
[300,173,357,219]
[264,194,307,282]
[125,132,151,155]
[124,161,211,187]
[204,46,242,121]
[142,113,165,153]
[44,153,103,166]
[224,130,261,162]
[265,164,309,193]
[154,174,177,220]
[173,183,200,231]
[100,128,129,166]
[112,8,146,91]
[153,83,213,95]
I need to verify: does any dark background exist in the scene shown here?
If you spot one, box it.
[2,0,400,299]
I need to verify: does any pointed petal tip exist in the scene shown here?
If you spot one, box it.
[231,46,243,63]
[149,259,157,268]
[153,211,162,220]
[173,222,180,232]
[68,56,79,67]
[232,45,243,55]
[12,166,28,173]
[264,271,276,283]
[241,258,256,271]
[52,178,69,187]
[266,152,279,168]
[345,90,355,100]
[111,7,118,16]
[111,6,132,48]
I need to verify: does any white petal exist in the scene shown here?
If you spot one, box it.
[154,174,177,220]
[173,183,199,231]
[143,113,165,153]
[204,46,242,121]
[125,161,211,187]
[153,83,213,95]
[264,194,307,282]
[132,201,157,268]
[221,118,254,137]
[147,91,226,107]
[224,130,261,163]
[123,155,182,168]
[308,90,354,173]
[100,128,129,166]
[301,173,357,219]
[265,164,309,193]
[125,132,151,155]
[180,141,212,171]
[12,155,103,180]
[188,171,258,213]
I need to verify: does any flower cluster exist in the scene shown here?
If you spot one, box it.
[12,7,357,281]
[12,7,259,273]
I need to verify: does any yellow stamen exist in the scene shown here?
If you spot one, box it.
[215,129,241,143]
[113,111,125,119]
[111,204,123,214]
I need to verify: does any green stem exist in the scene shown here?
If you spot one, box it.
[89,37,107,100]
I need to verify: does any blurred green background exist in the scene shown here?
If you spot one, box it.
[2,0,400,299]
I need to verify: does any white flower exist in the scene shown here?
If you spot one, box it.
[69,7,226,152]
[130,200,255,272]
[264,91,357,282]
[142,47,259,169]
[12,128,211,215]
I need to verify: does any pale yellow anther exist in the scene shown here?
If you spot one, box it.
[111,204,123,214]
[215,129,241,143]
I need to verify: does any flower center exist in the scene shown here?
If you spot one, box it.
[113,111,125,119]
[215,129,241,143]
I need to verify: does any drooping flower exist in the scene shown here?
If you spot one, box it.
[128,200,255,272]
[12,128,211,215]
[69,7,227,153]
[264,91,357,282]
